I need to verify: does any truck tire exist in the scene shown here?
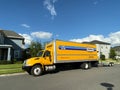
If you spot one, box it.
[81,63,89,69]
[93,62,99,67]
[31,65,43,76]
[108,62,114,67]
[88,63,91,69]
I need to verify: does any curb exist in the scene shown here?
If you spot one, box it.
[0,72,27,77]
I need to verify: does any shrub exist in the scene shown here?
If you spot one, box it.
[100,54,105,60]
[0,60,12,64]
[0,60,23,64]
[14,61,23,64]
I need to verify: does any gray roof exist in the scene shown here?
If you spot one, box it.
[0,30,24,39]
[90,40,111,45]
[83,40,111,45]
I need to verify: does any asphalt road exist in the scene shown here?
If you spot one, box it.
[0,65,120,90]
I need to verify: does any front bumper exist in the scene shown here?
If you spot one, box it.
[22,66,32,71]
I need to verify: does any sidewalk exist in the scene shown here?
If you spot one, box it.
[0,72,27,77]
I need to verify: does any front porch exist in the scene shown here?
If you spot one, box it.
[0,45,13,61]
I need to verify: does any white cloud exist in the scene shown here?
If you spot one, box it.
[19,31,53,46]
[70,31,120,46]
[44,0,58,19]
[93,1,99,5]
[109,31,120,46]
[19,33,33,45]
[20,31,120,47]
[31,31,53,39]
[70,35,107,42]
[93,0,104,5]
[21,24,30,28]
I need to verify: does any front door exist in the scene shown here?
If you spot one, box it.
[43,50,52,65]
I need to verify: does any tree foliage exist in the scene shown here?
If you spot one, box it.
[109,48,116,59]
[28,41,42,57]
[100,54,105,60]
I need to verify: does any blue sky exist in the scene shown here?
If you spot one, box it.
[0,0,120,46]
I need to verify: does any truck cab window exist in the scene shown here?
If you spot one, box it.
[37,51,43,57]
[43,50,51,57]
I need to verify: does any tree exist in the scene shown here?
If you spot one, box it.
[109,48,116,59]
[100,54,105,60]
[28,41,42,57]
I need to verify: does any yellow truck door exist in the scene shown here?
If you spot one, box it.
[43,50,52,65]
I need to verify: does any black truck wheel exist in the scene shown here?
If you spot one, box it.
[81,63,89,69]
[93,62,99,67]
[31,65,43,76]
[108,62,114,67]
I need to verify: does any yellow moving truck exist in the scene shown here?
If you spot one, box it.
[22,40,98,76]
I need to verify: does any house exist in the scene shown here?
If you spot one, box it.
[83,40,111,59]
[0,30,24,61]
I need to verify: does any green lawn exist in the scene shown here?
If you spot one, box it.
[99,59,120,64]
[0,64,24,75]
[0,59,119,75]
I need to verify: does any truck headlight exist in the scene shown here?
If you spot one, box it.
[23,59,32,66]
[23,60,28,66]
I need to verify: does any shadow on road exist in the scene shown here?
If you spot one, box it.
[100,82,114,90]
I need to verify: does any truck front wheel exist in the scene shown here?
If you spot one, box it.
[31,65,43,76]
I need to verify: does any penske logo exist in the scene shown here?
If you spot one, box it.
[59,46,96,51]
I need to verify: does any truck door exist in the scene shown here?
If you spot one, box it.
[43,50,52,65]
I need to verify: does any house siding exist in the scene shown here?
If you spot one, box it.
[4,38,24,60]
[4,38,24,49]
[0,33,4,44]
[96,44,110,59]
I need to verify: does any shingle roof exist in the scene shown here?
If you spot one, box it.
[90,40,111,45]
[83,40,111,45]
[0,30,24,39]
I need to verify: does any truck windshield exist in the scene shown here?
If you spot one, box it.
[37,51,44,57]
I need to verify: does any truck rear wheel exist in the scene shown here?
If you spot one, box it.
[93,62,99,67]
[31,65,43,76]
[81,63,90,69]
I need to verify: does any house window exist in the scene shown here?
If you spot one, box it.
[106,46,108,49]
[101,46,103,49]
[14,50,20,58]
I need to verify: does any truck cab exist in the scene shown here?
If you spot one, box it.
[22,49,55,76]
